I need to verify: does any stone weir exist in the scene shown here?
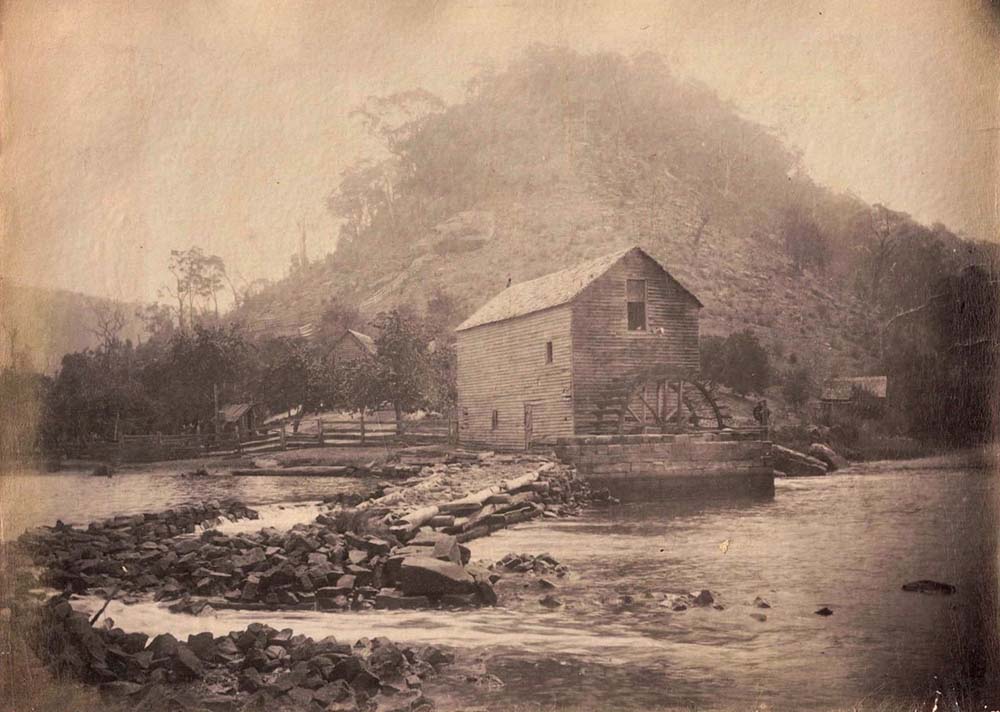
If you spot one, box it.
[547,431,774,500]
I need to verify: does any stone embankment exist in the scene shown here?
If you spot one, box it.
[19,454,587,614]
[31,594,451,711]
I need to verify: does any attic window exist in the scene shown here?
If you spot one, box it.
[491,409,499,430]
[627,279,647,331]
[545,341,554,364]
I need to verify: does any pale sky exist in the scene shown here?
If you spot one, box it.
[2,0,998,303]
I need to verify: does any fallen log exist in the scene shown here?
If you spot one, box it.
[230,466,354,477]
[438,485,503,514]
[89,585,120,625]
[398,505,440,529]
[391,505,441,539]
[501,471,542,492]
[461,504,500,531]
[504,506,543,526]
[456,526,491,543]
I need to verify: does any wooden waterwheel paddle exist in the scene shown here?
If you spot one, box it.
[597,366,727,434]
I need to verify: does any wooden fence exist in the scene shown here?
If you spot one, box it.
[64,416,457,463]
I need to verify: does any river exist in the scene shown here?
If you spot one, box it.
[4,455,997,710]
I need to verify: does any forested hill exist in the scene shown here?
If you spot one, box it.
[234,47,992,380]
[1,282,145,373]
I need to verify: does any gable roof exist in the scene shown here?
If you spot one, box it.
[333,329,376,355]
[821,376,888,401]
[219,403,255,423]
[456,246,701,331]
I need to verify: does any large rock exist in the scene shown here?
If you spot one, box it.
[147,633,180,659]
[431,535,463,565]
[186,632,217,661]
[397,557,476,596]
[902,580,956,595]
[771,445,829,477]
[808,443,849,471]
[172,644,204,680]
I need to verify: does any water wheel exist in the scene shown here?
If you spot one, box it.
[588,367,728,434]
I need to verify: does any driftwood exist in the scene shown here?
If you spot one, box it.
[438,485,503,514]
[501,469,545,491]
[89,585,120,625]
[390,505,441,538]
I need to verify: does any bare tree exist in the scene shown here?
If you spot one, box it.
[166,250,190,330]
[90,301,127,351]
[859,203,903,306]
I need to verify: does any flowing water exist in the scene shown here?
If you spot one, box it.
[0,466,375,540]
[6,457,997,710]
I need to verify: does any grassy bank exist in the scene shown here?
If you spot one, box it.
[0,545,127,712]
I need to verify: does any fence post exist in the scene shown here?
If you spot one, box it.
[360,411,366,446]
[676,380,685,432]
[280,425,287,450]
[317,418,324,446]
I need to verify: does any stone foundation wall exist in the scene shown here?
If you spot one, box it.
[551,432,774,499]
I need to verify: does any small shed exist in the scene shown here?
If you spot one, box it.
[820,376,888,422]
[331,329,376,365]
[218,403,261,438]
[455,246,702,448]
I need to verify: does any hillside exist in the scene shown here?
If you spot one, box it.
[233,47,980,383]
[0,281,145,373]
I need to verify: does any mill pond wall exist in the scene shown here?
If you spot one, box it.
[548,431,774,500]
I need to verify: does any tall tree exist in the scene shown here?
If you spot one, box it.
[781,207,830,274]
[855,204,904,307]
[164,248,230,328]
[371,308,432,429]
[253,336,326,430]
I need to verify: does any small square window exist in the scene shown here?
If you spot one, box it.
[545,341,553,364]
[491,409,499,430]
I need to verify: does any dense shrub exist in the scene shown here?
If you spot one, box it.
[700,329,772,396]
[782,366,814,411]
[781,208,831,274]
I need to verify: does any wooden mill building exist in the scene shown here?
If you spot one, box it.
[455,246,702,448]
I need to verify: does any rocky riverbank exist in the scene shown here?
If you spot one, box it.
[8,452,596,711]
[28,594,453,711]
[18,454,585,615]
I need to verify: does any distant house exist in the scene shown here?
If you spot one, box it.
[218,403,261,438]
[330,329,376,364]
[455,246,702,448]
[820,376,888,422]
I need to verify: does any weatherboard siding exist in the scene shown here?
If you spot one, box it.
[331,334,371,364]
[456,305,574,448]
[571,252,700,432]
